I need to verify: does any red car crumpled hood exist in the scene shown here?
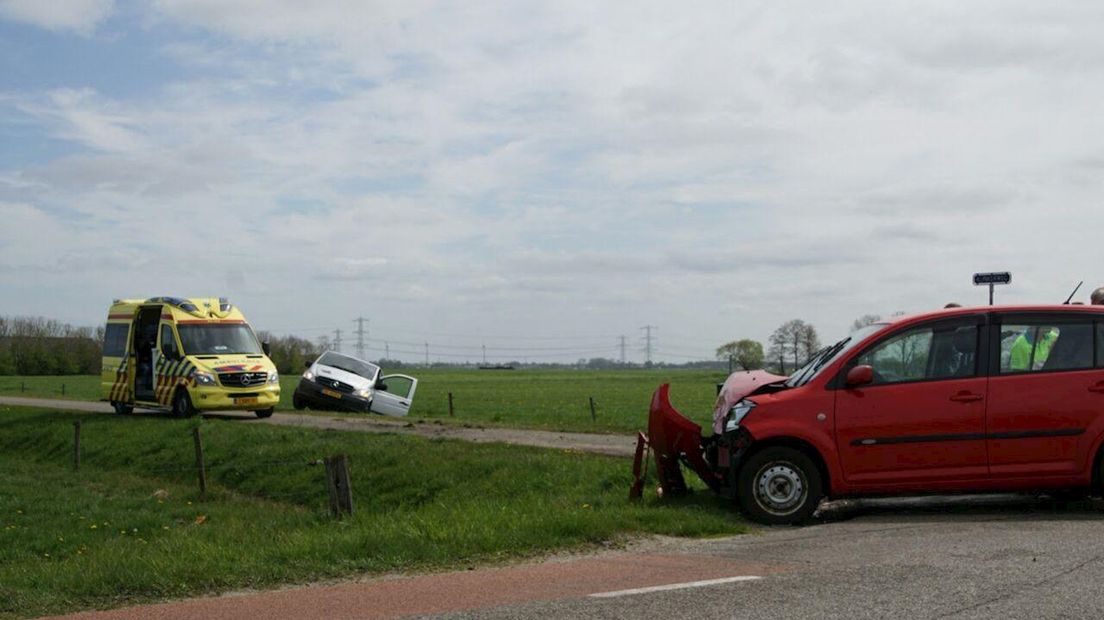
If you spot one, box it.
[712,369,787,434]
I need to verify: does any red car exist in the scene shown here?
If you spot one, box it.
[636,304,1104,524]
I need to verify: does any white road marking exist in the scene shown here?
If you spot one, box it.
[588,576,762,598]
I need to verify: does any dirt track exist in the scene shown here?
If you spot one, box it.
[0,396,638,457]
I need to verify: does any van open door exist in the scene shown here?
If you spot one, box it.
[371,374,418,417]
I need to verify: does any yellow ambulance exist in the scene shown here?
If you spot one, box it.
[101,297,280,417]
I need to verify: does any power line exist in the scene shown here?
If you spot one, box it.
[619,335,626,363]
[381,346,619,359]
[333,329,342,353]
[259,327,616,352]
[353,317,368,359]
[653,349,713,360]
[640,325,657,364]
[266,324,623,342]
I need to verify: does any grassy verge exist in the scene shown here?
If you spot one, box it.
[0,406,744,618]
[0,375,95,401]
[0,368,727,433]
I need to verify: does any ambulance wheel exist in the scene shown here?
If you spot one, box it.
[112,401,133,415]
[171,390,196,418]
[254,408,274,419]
[736,446,823,526]
[292,395,306,410]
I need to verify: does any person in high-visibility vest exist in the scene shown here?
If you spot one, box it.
[1010,327,1059,371]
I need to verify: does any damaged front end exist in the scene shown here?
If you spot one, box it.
[631,372,786,500]
[631,384,717,498]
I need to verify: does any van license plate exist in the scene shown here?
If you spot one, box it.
[322,389,341,399]
[235,397,258,405]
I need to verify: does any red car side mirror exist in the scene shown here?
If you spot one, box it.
[846,365,874,387]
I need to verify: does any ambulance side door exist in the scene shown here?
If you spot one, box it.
[101,321,133,402]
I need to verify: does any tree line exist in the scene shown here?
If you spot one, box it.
[715,319,822,375]
[0,318,326,377]
[716,314,893,375]
[2,313,897,377]
[0,317,104,375]
[254,332,325,375]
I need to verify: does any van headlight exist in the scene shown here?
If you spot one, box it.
[192,371,218,386]
[267,371,279,385]
[355,387,373,399]
[724,399,756,432]
[302,369,315,381]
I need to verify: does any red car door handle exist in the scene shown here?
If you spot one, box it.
[949,392,983,403]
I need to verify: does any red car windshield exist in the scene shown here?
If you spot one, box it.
[785,323,885,387]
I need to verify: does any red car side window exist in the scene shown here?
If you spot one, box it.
[853,322,978,386]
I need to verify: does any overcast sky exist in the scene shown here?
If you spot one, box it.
[2,1,1103,363]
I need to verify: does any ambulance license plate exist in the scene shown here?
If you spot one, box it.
[235,397,258,405]
[322,389,341,399]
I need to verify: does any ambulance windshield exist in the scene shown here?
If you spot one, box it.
[178,324,263,355]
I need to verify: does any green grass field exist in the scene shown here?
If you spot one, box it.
[0,368,728,433]
[0,405,744,619]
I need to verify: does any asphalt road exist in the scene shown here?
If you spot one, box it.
[437,494,1104,620]
[47,494,1104,620]
[15,396,1104,619]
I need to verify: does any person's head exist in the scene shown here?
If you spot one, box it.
[944,302,962,309]
[1091,287,1104,305]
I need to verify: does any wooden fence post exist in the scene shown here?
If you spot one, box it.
[448,392,454,417]
[335,454,354,516]
[589,397,596,422]
[61,383,66,397]
[192,428,207,498]
[73,420,81,470]
[323,455,354,518]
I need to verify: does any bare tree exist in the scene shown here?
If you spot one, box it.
[851,314,882,332]
[768,319,821,373]
[798,323,821,363]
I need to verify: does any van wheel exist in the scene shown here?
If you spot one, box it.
[112,401,133,415]
[171,390,196,418]
[254,408,274,419]
[292,395,306,410]
[736,447,823,525]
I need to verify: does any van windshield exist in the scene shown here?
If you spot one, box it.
[178,324,262,355]
[317,352,379,379]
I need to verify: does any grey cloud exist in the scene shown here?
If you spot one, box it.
[666,249,861,275]
[851,186,1019,216]
[0,0,113,34]
[870,224,951,244]
[315,258,389,281]
[507,251,661,277]
[9,2,1104,360]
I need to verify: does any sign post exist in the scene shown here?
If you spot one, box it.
[973,272,1012,305]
